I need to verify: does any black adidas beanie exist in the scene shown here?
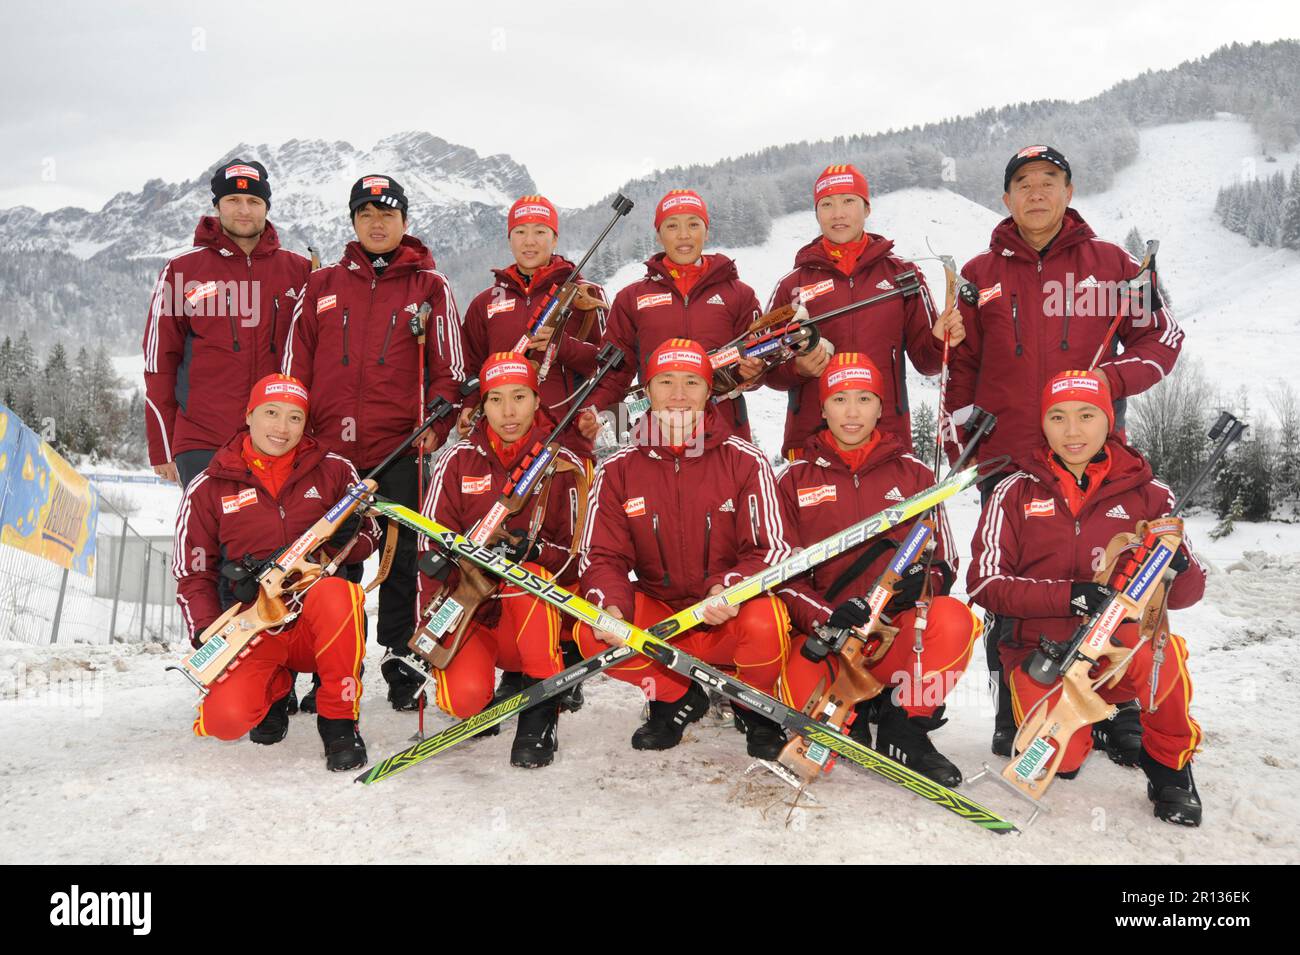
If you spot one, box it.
[211,158,272,211]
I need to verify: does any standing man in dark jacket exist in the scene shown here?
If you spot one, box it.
[282,174,464,709]
[945,146,1184,755]
[143,159,310,487]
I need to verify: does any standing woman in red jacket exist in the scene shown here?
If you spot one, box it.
[418,353,588,768]
[458,195,608,459]
[173,375,378,771]
[574,339,793,759]
[967,369,1207,825]
[774,354,982,786]
[764,164,963,458]
[282,175,463,712]
[577,190,765,444]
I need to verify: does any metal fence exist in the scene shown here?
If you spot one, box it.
[0,494,182,646]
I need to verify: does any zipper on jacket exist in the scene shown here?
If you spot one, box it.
[892,346,904,415]
[341,309,351,366]
[377,310,397,365]
[651,513,671,586]
[269,297,278,354]
[748,495,760,547]
[702,512,712,573]
[1010,294,1023,356]
[1060,290,1072,351]
[225,290,241,352]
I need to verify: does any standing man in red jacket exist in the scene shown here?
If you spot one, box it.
[574,339,794,759]
[143,159,310,487]
[282,174,464,710]
[765,164,962,458]
[945,146,1184,755]
[459,195,608,458]
[577,189,765,443]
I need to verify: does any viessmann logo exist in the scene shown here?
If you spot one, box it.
[50,885,151,935]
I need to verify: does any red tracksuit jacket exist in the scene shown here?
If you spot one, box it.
[774,430,955,635]
[420,417,588,589]
[578,406,792,613]
[461,257,607,456]
[142,217,310,465]
[967,437,1206,670]
[945,210,1183,468]
[765,234,942,456]
[172,432,379,641]
[281,235,463,469]
[583,253,761,440]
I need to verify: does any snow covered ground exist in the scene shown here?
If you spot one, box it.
[6,117,1297,863]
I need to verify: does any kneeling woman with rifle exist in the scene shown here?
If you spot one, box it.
[416,353,590,769]
[967,369,1208,825]
[775,354,983,787]
[174,375,379,771]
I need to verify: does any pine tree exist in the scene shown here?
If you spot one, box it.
[911,401,937,458]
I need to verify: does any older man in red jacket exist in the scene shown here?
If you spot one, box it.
[143,158,310,487]
[574,338,793,758]
[282,174,464,710]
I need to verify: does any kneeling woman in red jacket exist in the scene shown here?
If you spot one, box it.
[968,369,1207,825]
[575,338,794,758]
[776,354,982,786]
[174,374,378,771]
[418,353,588,768]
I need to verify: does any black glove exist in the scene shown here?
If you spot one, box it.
[327,512,363,549]
[418,548,454,580]
[883,562,927,616]
[1069,582,1114,617]
[221,558,263,605]
[1169,546,1191,574]
[827,596,872,631]
[490,532,541,564]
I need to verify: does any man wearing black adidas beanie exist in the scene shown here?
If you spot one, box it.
[142,158,309,488]
[283,173,465,712]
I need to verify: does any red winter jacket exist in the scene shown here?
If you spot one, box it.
[578,405,792,613]
[945,210,1183,468]
[419,417,589,590]
[583,253,761,440]
[967,437,1206,669]
[775,430,956,635]
[765,234,942,456]
[172,432,380,641]
[281,235,463,469]
[142,217,310,465]
[461,257,607,457]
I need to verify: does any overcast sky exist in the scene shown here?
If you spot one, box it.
[3,0,1298,213]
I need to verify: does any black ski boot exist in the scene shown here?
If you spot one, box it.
[318,716,367,772]
[991,672,1016,757]
[249,690,291,745]
[299,672,321,714]
[284,673,299,716]
[558,642,585,713]
[382,654,426,712]
[474,671,525,739]
[875,699,963,787]
[1092,699,1144,767]
[510,680,559,769]
[631,682,709,751]
[1139,747,1202,827]
[731,704,786,759]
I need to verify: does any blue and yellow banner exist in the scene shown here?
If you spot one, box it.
[0,405,99,575]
